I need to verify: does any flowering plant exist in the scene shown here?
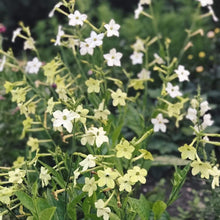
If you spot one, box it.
[0,0,219,219]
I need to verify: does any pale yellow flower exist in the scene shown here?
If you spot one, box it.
[115,139,135,159]
[178,144,197,160]
[111,88,127,106]
[118,174,134,192]
[128,166,147,184]
[82,177,97,197]
[85,78,101,93]
[191,160,211,179]
[8,168,25,184]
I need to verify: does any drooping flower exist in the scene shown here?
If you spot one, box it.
[153,53,165,64]
[134,3,143,19]
[118,174,134,192]
[104,19,120,37]
[165,82,182,98]
[95,199,111,220]
[86,31,104,48]
[209,166,220,189]
[82,177,97,197]
[111,88,127,106]
[52,109,80,133]
[39,167,51,187]
[49,2,63,17]
[54,25,65,46]
[85,78,101,93]
[191,160,212,179]
[97,167,119,188]
[12,28,22,42]
[8,168,25,184]
[200,101,211,116]
[25,57,42,74]
[68,10,87,26]
[174,65,190,82]
[186,107,197,123]
[24,37,35,50]
[178,144,197,160]
[79,154,96,171]
[201,113,214,130]
[151,113,169,132]
[115,139,135,159]
[130,51,144,65]
[127,166,147,184]
[104,48,123,66]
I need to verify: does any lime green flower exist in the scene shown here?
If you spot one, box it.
[128,166,147,184]
[178,144,197,160]
[82,177,97,197]
[209,166,220,189]
[139,149,154,160]
[11,87,27,104]
[191,160,212,179]
[13,157,25,168]
[115,139,134,159]
[97,167,119,188]
[0,187,14,205]
[46,97,56,114]
[8,168,25,184]
[118,174,134,192]
[111,88,127,106]
[27,137,39,152]
[94,101,110,121]
[95,199,111,220]
[129,79,145,90]
[75,104,89,124]
[85,78,101,93]
[4,81,14,94]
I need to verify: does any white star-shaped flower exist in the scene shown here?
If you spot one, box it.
[79,154,96,171]
[165,82,182,98]
[25,57,42,74]
[103,48,123,66]
[68,10,87,26]
[12,28,22,42]
[186,107,197,123]
[52,109,80,133]
[151,113,169,132]
[130,51,144,65]
[137,68,151,79]
[86,31,104,48]
[104,19,120,37]
[200,101,211,116]
[201,113,214,130]
[95,199,111,220]
[80,40,94,55]
[174,65,190,82]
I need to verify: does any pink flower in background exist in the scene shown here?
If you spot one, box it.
[0,23,6,33]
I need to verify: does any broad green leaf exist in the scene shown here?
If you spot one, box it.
[128,194,150,220]
[39,207,56,220]
[15,191,35,215]
[31,181,38,198]
[109,212,121,220]
[152,200,167,220]
[36,198,50,213]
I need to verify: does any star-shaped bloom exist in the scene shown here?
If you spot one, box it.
[80,40,94,55]
[118,174,134,192]
[130,51,144,65]
[166,82,182,98]
[137,68,151,79]
[104,48,123,66]
[104,19,120,37]
[154,53,165,64]
[86,31,104,48]
[200,101,211,116]
[131,37,145,52]
[54,25,65,46]
[111,88,127,106]
[95,199,111,220]
[39,167,51,187]
[201,113,214,130]
[97,167,119,188]
[68,10,87,26]
[151,113,169,133]
[8,168,25,184]
[178,144,197,160]
[85,78,101,93]
[134,3,143,19]
[52,109,80,133]
[186,107,197,123]
[174,65,190,82]
[25,57,42,74]
[191,160,212,179]
[127,166,147,184]
[12,28,22,42]
[82,177,97,197]
[94,101,110,120]
[115,139,135,159]
[79,154,96,171]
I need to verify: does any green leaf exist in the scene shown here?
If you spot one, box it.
[109,212,121,220]
[31,181,38,198]
[15,191,35,215]
[152,200,167,220]
[128,194,150,220]
[39,207,56,220]
[36,198,50,213]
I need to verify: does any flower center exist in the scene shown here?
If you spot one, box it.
[63,115,67,120]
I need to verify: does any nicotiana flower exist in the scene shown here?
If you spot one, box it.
[54,25,65,46]
[186,107,197,123]
[75,105,89,124]
[24,37,35,50]
[132,37,145,52]
[0,55,6,72]
[0,186,13,205]
[137,68,151,79]
[127,166,147,184]
[79,154,96,171]
[198,0,213,7]
[118,174,134,192]
[8,168,25,184]
[68,10,87,26]
[178,144,197,160]
[130,51,144,65]
[201,113,214,130]
[200,101,211,116]
[86,31,104,48]
[209,166,220,189]
[12,28,22,42]
[97,167,119,188]
[39,167,51,187]
[111,88,127,106]
[207,5,219,22]
[140,0,151,5]
[191,160,212,179]
[82,177,97,197]
[85,78,101,93]
[80,40,94,55]
[27,137,39,152]
[103,48,123,66]
[115,139,135,159]
[73,168,80,186]
[134,3,143,19]
[174,65,190,82]
[104,19,120,37]
[95,199,111,220]
[25,57,42,74]
[154,53,165,64]
[94,101,110,120]
[48,2,63,17]
[166,82,182,98]
[52,109,80,133]
[151,113,169,133]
